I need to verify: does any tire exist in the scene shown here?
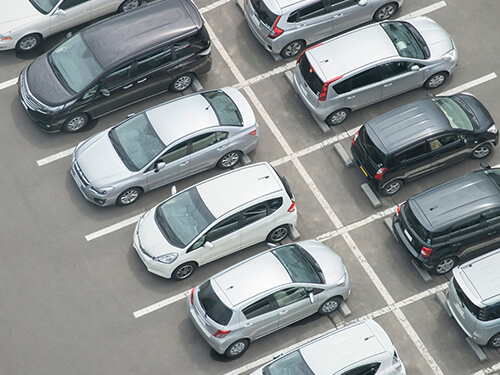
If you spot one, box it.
[118,0,141,12]
[424,72,448,89]
[471,143,492,159]
[62,113,89,133]
[373,3,398,21]
[116,187,142,206]
[224,339,249,358]
[169,74,194,92]
[432,256,457,275]
[172,262,197,280]
[16,34,42,52]
[488,332,500,349]
[266,225,289,243]
[280,40,305,58]
[326,109,349,126]
[217,151,241,169]
[382,179,403,196]
[318,296,342,315]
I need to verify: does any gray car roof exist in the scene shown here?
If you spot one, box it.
[82,0,202,70]
[365,97,450,155]
[410,170,500,232]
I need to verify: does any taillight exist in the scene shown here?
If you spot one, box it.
[248,126,258,136]
[190,287,195,305]
[396,205,401,216]
[420,247,433,258]
[352,131,359,146]
[214,329,231,338]
[374,167,387,181]
[318,75,343,102]
[268,16,283,39]
[287,200,296,212]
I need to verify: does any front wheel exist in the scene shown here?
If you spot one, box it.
[224,339,249,358]
[16,34,42,52]
[217,151,241,169]
[326,109,349,126]
[170,74,194,92]
[280,40,305,58]
[172,262,197,280]
[424,72,448,89]
[471,143,492,159]
[432,256,457,275]
[318,296,342,315]
[266,225,289,243]
[118,0,141,12]
[488,333,500,349]
[373,3,398,21]
[382,179,403,196]
[62,113,89,133]
[116,187,142,206]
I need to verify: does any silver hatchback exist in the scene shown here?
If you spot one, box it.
[187,240,351,358]
[244,0,403,58]
[71,87,259,206]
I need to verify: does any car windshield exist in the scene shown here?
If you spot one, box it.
[155,188,215,248]
[249,0,278,29]
[484,169,500,189]
[198,280,233,325]
[299,54,324,97]
[381,21,429,59]
[263,350,314,375]
[272,244,324,284]
[202,90,242,126]
[29,0,58,14]
[48,34,103,94]
[108,114,165,172]
[432,97,475,131]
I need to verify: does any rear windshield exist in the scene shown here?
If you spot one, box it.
[453,278,484,319]
[404,201,431,242]
[298,54,324,96]
[272,244,324,284]
[381,21,429,59]
[198,280,233,325]
[202,90,242,126]
[359,126,385,165]
[263,350,314,375]
[249,0,278,29]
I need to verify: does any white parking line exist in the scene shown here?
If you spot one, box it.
[470,363,500,375]
[133,289,191,318]
[400,1,447,20]
[0,77,17,91]
[84,213,142,241]
[441,72,498,96]
[37,147,75,166]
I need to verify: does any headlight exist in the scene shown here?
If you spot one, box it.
[91,186,114,195]
[153,253,178,264]
[487,125,498,134]
[336,273,346,287]
[46,99,77,114]
[441,49,456,62]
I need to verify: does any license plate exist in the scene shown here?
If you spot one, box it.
[359,165,368,177]
[454,302,465,318]
[404,229,413,242]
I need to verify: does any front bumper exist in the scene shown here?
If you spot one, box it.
[70,161,112,206]
[133,228,174,279]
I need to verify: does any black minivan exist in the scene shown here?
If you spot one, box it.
[351,94,498,195]
[18,0,212,133]
[393,165,500,275]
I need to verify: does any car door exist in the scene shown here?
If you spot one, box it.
[289,0,333,43]
[335,67,382,110]
[145,140,191,190]
[427,133,470,170]
[481,210,500,249]
[188,131,231,174]
[50,0,92,35]
[200,214,242,264]
[239,201,277,249]
[392,142,433,181]
[272,286,318,328]
[328,0,371,34]
[378,61,424,99]
[240,297,279,340]
[445,218,486,260]
[89,0,118,19]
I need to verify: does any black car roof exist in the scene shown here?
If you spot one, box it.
[365,97,451,155]
[81,0,202,70]
[409,169,500,232]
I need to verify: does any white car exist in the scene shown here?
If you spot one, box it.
[0,0,142,52]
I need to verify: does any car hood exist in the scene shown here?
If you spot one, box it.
[301,240,347,285]
[409,16,454,56]
[0,0,41,34]
[454,94,495,131]
[75,130,133,187]
[138,209,178,257]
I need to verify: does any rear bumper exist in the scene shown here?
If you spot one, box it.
[392,215,433,271]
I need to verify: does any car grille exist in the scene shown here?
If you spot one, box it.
[19,71,47,113]
[73,162,89,186]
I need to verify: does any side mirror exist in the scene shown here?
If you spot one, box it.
[308,293,315,304]
[171,185,177,195]
[266,242,278,249]
[65,31,72,39]
[126,113,135,118]
[99,88,110,97]
[411,64,420,71]
[272,353,284,360]
[154,161,166,173]
[204,241,215,249]
[358,0,368,6]
[427,93,436,98]
[481,162,491,170]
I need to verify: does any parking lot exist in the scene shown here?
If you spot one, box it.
[2,0,500,374]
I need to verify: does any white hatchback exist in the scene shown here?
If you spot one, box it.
[133,162,298,280]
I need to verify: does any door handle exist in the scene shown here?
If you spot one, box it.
[279,310,288,314]
[217,145,227,151]
[347,95,355,100]
[243,323,252,327]
[451,243,462,247]
[488,231,496,236]
[137,78,147,83]
[383,83,392,87]
[180,161,189,166]
[333,14,344,18]
[297,23,307,28]
[123,84,133,89]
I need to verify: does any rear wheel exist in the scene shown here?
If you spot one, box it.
[267,225,289,243]
[118,0,141,12]
[172,262,197,280]
[424,72,448,89]
[62,113,89,133]
[224,339,249,358]
[280,40,305,58]
[373,3,398,21]
[326,109,349,126]
[382,179,403,196]
[471,143,492,159]
[116,187,142,206]
[217,151,241,169]
[432,256,457,275]
[318,296,342,315]
[488,333,500,349]
[170,74,194,92]
[16,34,42,52]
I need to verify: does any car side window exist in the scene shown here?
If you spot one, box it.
[268,197,283,213]
[157,141,189,165]
[482,210,500,228]
[484,302,500,321]
[205,214,240,243]
[327,0,359,12]
[379,61,415,80]
[273,287,309,308]
[394,142,428,162]
[450,218,481,236]
[59,0,90,10]
[242,203,268,227]
[351,67,380,90]
[428,134,463,151]
[174,34,209,59]
[191,132,228,154]
[82,83,99,100]
[242,297,273,319]
[136,47,173,76]
[342,363,381,375]
[298,1,327,20]
[103,64,134,89]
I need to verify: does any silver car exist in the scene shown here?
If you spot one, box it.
[250,320,406,375]
[187,240,351,358]
[293,16,458,126]
[71,87,259,206]
[244,0,403,58]
[0,0,142,52]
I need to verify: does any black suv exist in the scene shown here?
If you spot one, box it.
[18,0,212,133]
[351,94,498,195]
[393,164,500,275]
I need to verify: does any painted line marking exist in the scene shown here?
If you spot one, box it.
[441,73,497,96]
[0,77,17,91]
[133,290,190,318]
[400,1,447,20]
[37,147,75,166]
[85,213,142,241]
